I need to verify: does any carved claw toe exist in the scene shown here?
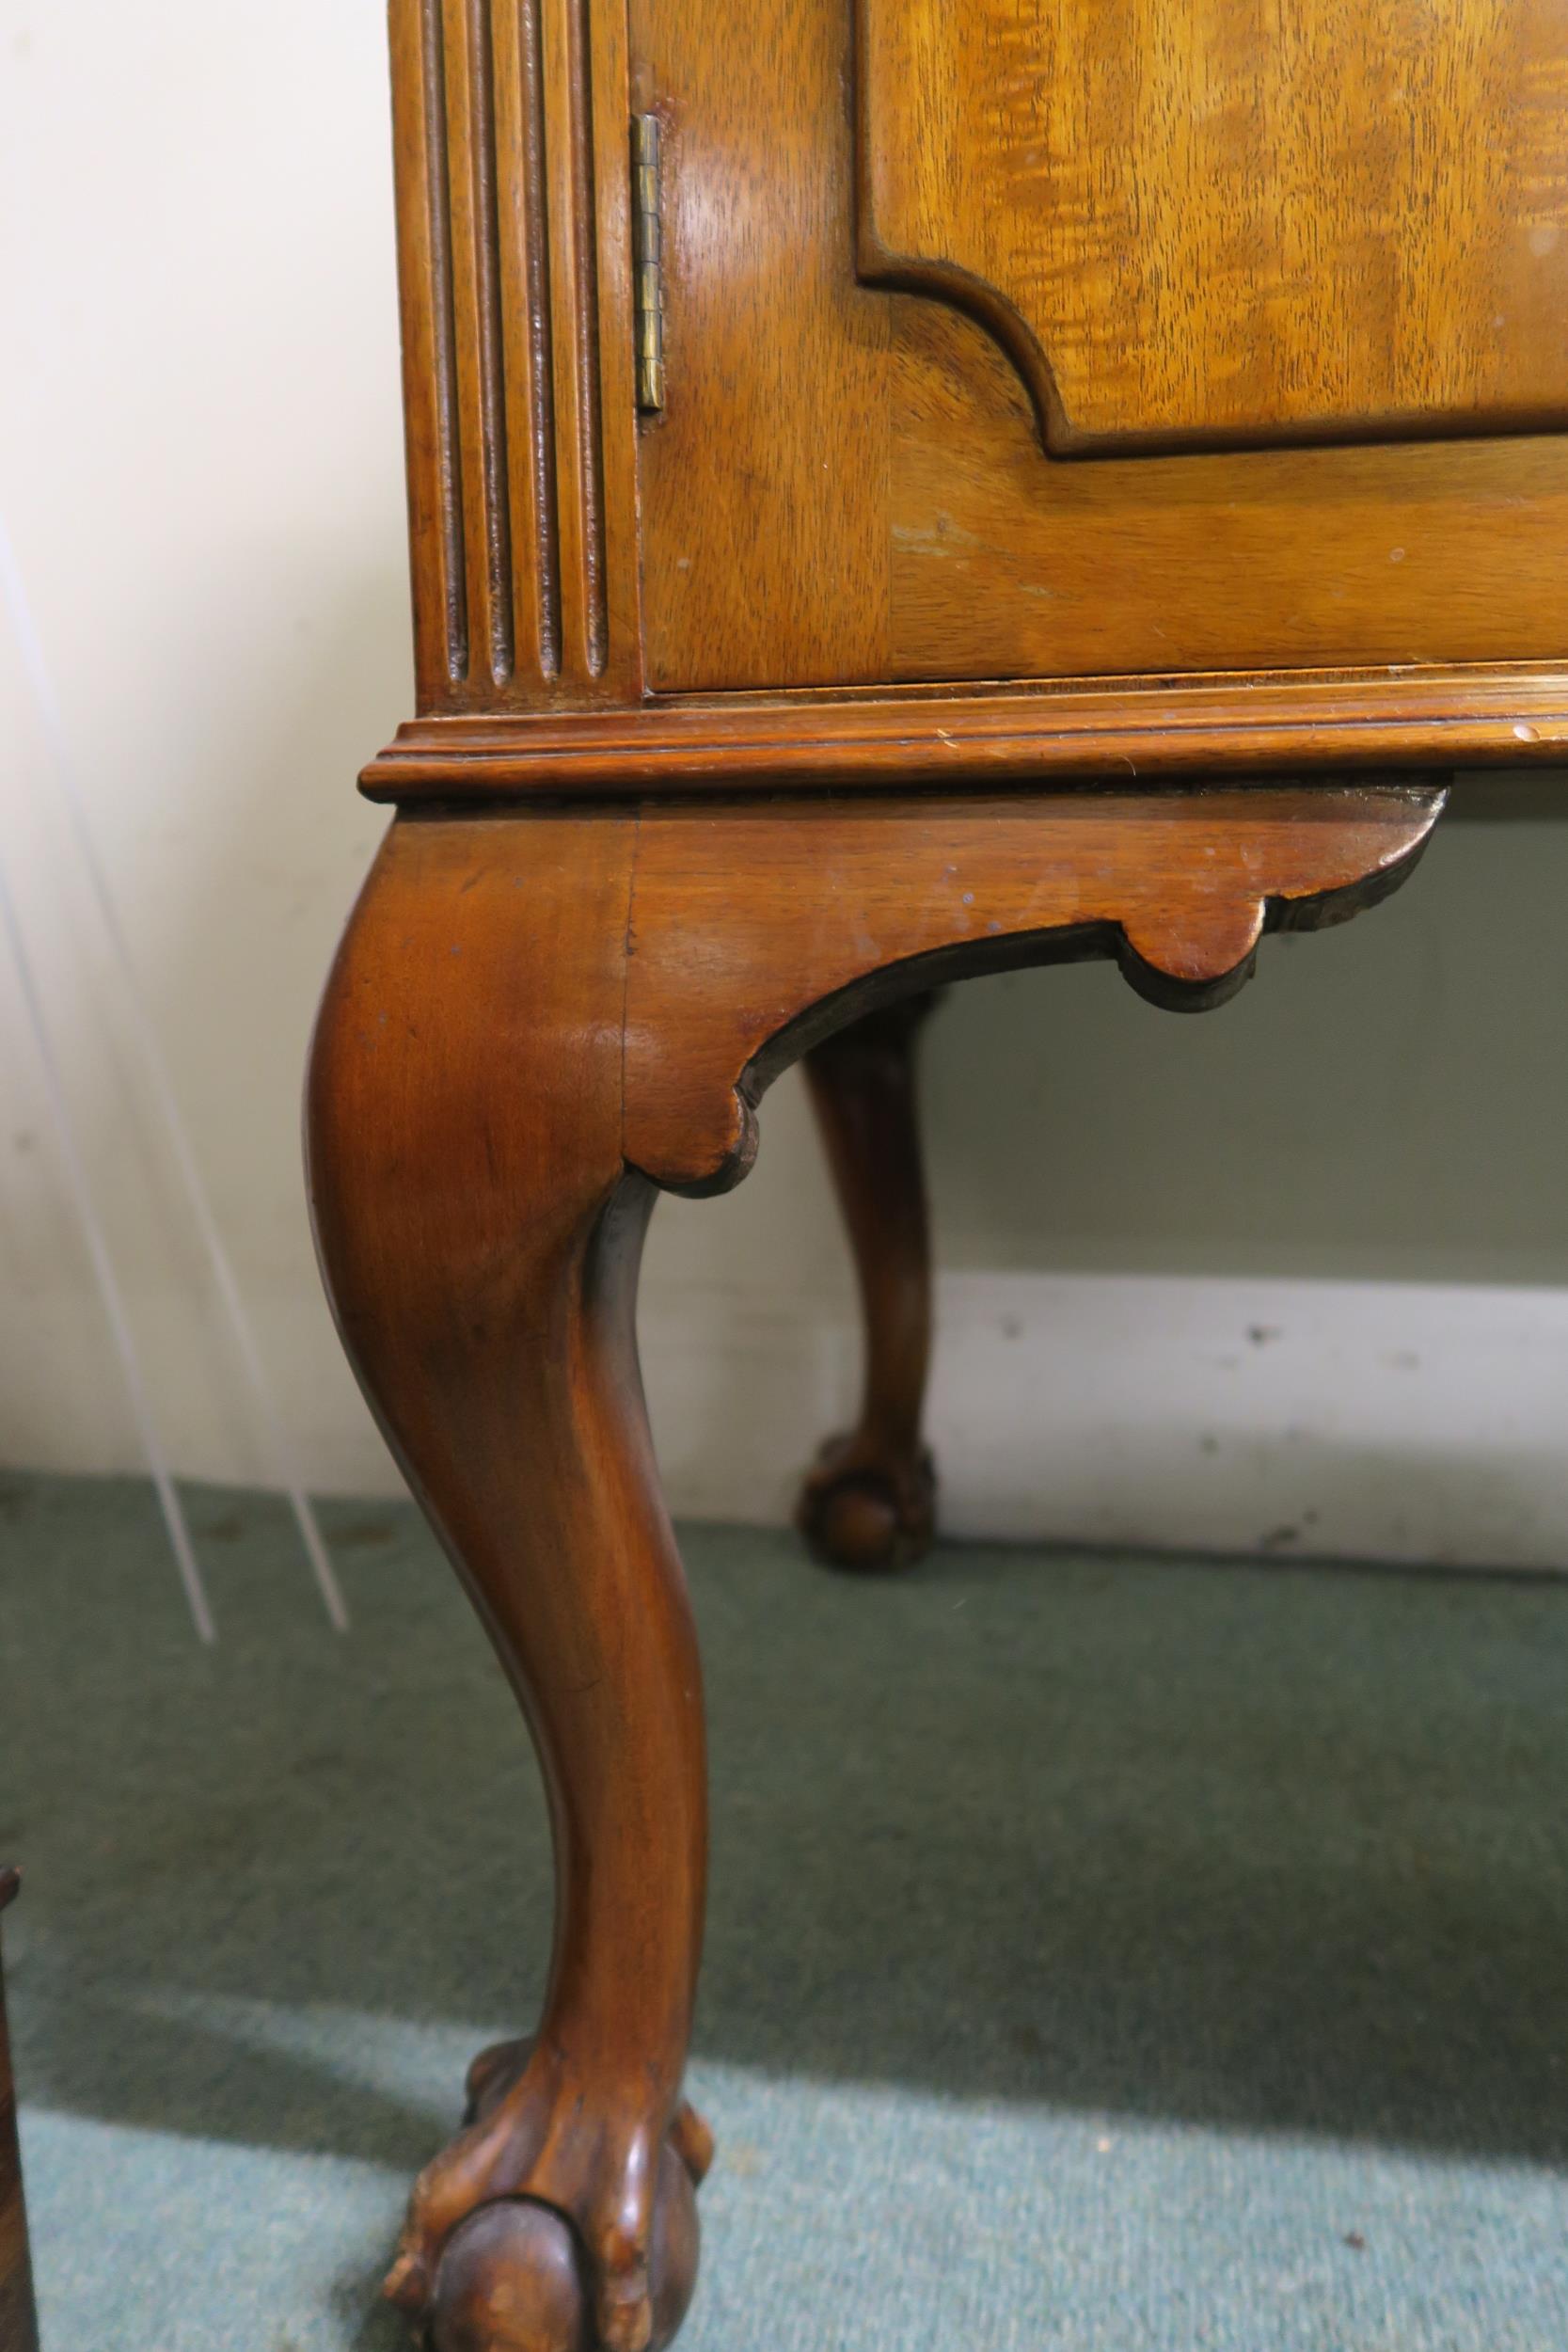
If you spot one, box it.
[463,2037,531,2127]
[388,2041,709,2352]
[668,2101,714,2188]
[797,1433,937,1571]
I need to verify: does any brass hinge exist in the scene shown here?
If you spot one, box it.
[632,113,666,414]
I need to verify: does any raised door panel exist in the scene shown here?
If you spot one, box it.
[861,0,1568,456]
[632,0,1568,694]
[885,299,1568,681]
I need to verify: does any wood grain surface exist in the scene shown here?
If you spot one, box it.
[629,0,891,690]
[886,302,1568,682]
[862,0,1568,454]
[631,0,1568,696]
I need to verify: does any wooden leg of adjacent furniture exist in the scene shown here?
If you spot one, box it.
[0,1870,40,2352]
[306,815,709,2352]
[798,993,941,1570]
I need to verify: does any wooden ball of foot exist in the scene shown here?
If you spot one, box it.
[428,2141,701,2352]
[813,1477,906,1571]
[430,2202,585,2352]
[797,1440,938,1573]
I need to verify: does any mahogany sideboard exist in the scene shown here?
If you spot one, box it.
[307,3,1568,2344]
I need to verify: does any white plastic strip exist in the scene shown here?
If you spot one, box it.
[0,515,348,1632]
[0,849,216,1642]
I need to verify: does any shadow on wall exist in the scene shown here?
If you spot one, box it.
[917,790,1568,1286]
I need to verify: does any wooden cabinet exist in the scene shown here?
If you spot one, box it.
[641,0,1568,691]
[370,0,1568,787]
[309,7,1562,2346]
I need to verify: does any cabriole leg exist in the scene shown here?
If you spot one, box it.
[307,815,709,2352]
[308,783,1445,2352]
[798,993,942,1570]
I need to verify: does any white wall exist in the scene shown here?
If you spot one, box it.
[2,4,1566,1569]
[0,0,404,1494]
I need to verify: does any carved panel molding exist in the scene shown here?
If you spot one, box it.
[858,0,1568,458]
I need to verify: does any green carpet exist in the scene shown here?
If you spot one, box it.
[2,1470,1566,2350]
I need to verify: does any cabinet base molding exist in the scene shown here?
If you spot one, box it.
[360,681,1564,802]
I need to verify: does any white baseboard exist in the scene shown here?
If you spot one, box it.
[8,1274,1564,1573]
[641,1273,1568,1572]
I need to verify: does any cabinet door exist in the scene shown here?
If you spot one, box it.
[637,0,1568,692]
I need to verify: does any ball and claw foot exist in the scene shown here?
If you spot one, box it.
[385,2041,712,2352]
[796,1432,938,1572]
